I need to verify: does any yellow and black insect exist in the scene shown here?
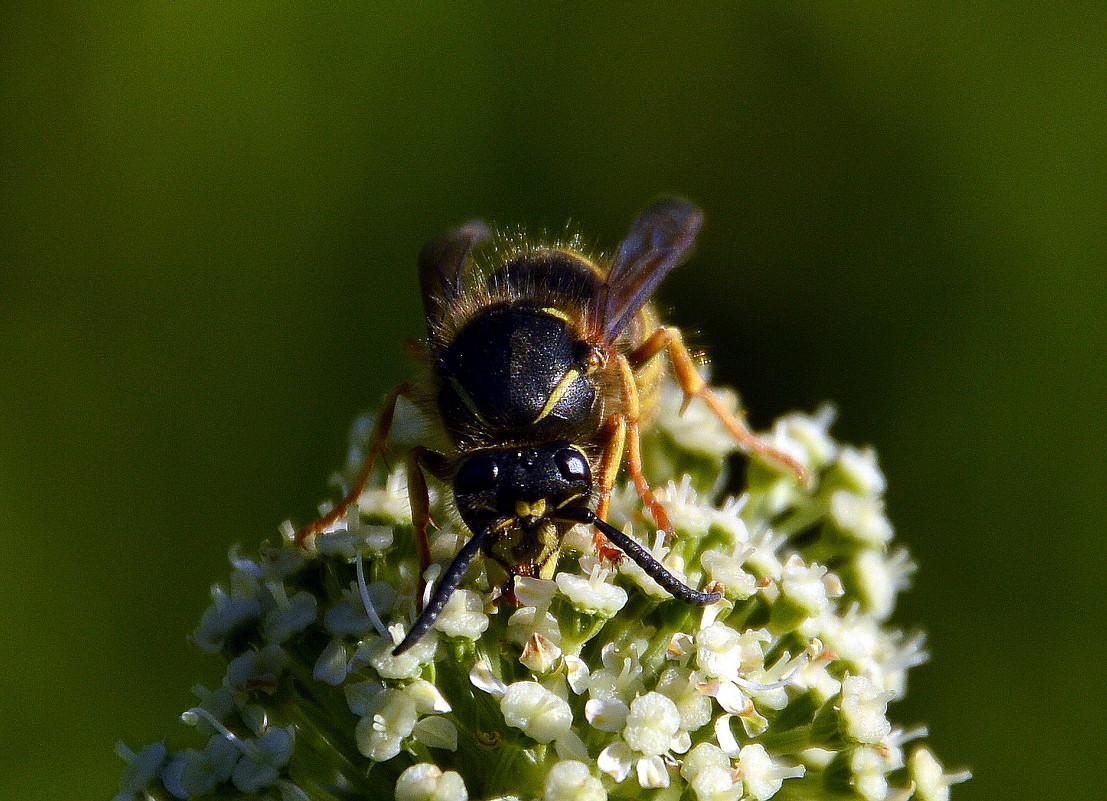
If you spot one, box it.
[298,198,806,654]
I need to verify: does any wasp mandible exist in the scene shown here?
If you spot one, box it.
[297,198,807,654]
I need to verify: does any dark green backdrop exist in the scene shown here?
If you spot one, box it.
[1,3,1102,799]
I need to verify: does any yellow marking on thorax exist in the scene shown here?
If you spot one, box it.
[539,306,572,323]
[532,368,581,423]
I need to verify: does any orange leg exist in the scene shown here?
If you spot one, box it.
[614,354,676,538]
[628,326,810,485]
[296,382,416,547]
[407,445,453,611]
[592,414,628,562]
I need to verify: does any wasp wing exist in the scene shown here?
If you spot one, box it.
[418,220,490,331]
[601,198,703,344]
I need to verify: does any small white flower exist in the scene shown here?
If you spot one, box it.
[840,674,894,744]
[543,761,607,801]
[598,692,686,789]
[500,681,573,743]
[557,571,628,617]
[829,490,894,547]
[366,628,438,680]
[412,716,459,751]
[736,743,805,801]
[680,741,731,780]
[655,476,713,537]
[356,467,414,525]
[507,605,563,648]
[356,688,419,762]
[395,763,469,801]
[313,639,348,685]
[683,746,743,801]
[849,547,915,621]
[232,726,295,793]
[623,692,682,756]
[262,589,318,644]
[700,548,758,601]
[763,406,839,474]
[587,643,646,703]
[520,632,563,674]
[835,445,886,496]
[226,644,288,695]
[778,554,838,619]
[161,735,239,798]
[191,586,261,653]
[514,576,559,608]
[433,588,489,640]
[851,744,900,801]
[656,379,742,459]
[910,747,972,801]
[655,667,713,733]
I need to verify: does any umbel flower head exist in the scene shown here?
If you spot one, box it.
[116,379,969,801]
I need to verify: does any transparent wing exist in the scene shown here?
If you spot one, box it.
[602,198,703,343]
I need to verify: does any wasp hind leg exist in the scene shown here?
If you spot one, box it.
[628,326,810,486]
[296,382,417,547]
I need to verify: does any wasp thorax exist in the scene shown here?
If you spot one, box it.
[437,302,599,445]
[452,442,592,535]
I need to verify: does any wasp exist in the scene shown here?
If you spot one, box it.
[297,198,807,655]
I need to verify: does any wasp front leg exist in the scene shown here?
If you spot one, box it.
[407,445,452,611]
[592,414,629,562]
[297,382,417,547]
[628,326,810,485]
[613,354,677,538]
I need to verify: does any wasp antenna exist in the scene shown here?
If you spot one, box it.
[557,507,722,606]
[392,518,499,656]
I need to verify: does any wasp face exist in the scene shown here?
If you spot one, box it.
[452,441,593,582]
[452,441,592,536]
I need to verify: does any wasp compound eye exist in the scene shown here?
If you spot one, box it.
[455,453,500,494]
[555,447,590,482]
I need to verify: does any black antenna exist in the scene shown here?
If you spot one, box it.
[557,507,722,605]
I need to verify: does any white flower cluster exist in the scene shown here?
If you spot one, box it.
[116,384,968,801]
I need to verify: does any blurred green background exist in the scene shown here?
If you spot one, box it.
[1,2,1103,798]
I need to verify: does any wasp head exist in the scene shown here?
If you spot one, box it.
[452,441,592,538]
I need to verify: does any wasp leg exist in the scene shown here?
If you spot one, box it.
[408,446,452,611]
[296,382,417,547]
[628,326,810,485]
[614,354,676,538]
[592,414,628,562]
